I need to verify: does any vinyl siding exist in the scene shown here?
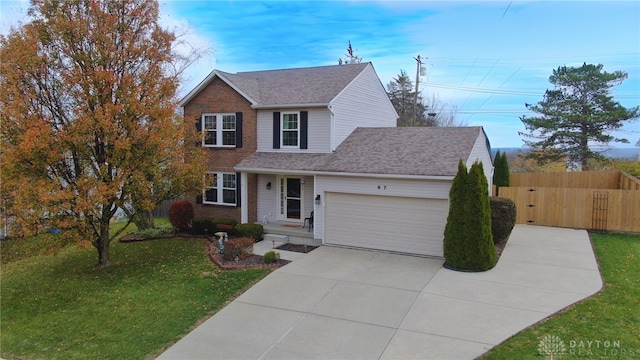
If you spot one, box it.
[257,174,277,224]
[257,174,315,225]
[330,64,397,149]
[256,108,332,153]
[465,131,494,191]
[314,175,452,239]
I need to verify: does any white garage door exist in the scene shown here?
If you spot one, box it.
[324,192,448,257]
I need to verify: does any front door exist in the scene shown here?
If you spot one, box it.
[279,177,302,221]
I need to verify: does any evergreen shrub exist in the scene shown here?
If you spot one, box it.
[489,197,517,243]
[235,223,264,242]
[191,218,215,235]
[263,250,280,264]
[444,160,496,271]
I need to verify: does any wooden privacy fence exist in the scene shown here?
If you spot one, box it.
[510,170,640,190]
[499,171,640,232]
[152,199,174,218]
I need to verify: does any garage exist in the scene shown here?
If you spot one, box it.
[324,192,448,257]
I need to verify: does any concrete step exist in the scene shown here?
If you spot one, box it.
[264,233,288,246]
[288,236,322,246]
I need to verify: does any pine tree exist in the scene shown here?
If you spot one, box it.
[493,151,503,186]
[501,152,510,187]
[493,150,511,195]
[520,63,639,170]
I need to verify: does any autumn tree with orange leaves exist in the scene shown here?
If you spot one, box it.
[0,0,205,267]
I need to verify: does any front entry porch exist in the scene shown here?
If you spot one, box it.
[261,222,321,247]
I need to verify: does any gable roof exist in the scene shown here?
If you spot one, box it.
[180,63,371,108]
[235,126,489,177]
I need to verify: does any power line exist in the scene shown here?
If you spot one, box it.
[428,83,541,96]
[427,83,639,99]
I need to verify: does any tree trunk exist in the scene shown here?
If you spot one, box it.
[95,222,111,268]
[135,209,155,230]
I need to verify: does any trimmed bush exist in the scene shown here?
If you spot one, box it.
[466,161,496,271]
[192,218,215,235]
[235,223,264,242]
[213,218,238,235]
[167,200,194,231]
[444,160,469,267]
[222,237,254,261]
[263,250,280,264]
[490,197,517,243]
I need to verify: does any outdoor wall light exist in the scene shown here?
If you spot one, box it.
[266,182,271,190]
[315,194,321,205]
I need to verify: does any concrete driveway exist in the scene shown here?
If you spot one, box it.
[158,225,602,359]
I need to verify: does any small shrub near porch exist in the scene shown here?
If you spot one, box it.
[235,223,264,242]
[222,237,254,261]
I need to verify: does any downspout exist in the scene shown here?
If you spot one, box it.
[240,172,248,223]
[328,105,336,152]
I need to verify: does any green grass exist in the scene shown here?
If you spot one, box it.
[0,217,172,264]
[482,232,640,359]
[0,220,269,360]
[0,232,78,264]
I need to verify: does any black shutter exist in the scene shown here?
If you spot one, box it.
[235,112,243,148]
[235,172,241,207]
[273,112,281,149]
[195,195,203,204]
[195,116,202,147]
[300,111,308,149]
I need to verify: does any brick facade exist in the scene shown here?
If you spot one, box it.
[183,77,258,223]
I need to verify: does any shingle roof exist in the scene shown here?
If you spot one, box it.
[182,63,370,107]
[235,127,487,177]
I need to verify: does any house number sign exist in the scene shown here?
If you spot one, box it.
[377,185,387,190]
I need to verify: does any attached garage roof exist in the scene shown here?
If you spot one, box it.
[236,126,488,177]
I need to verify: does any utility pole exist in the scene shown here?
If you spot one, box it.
[413,55,426,126]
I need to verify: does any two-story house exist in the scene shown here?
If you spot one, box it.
[181,62,492,258]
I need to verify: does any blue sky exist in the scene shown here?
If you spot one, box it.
[2,1,639,149]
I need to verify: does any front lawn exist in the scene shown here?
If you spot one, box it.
[482,232,640,359]
[0,226,269,359]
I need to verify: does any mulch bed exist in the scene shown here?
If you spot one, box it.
[495,238,508,258]
[207,242,290,270]
[275,243,319,253]
[121,234,290,270]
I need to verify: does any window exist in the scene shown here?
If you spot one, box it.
[281,112,299,147]
[203,172,236,205]
[202,113,236,147]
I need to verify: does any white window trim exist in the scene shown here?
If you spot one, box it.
[281,111,300,149]
[202,113,236,148]
[203,172,237,206]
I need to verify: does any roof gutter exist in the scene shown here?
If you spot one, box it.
[251,103,329,110]
[234,167,455,181]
